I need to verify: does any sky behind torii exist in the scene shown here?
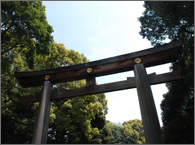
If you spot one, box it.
[42,1,171,126]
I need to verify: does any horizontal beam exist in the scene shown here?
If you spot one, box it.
[19,71,182,104]
[15,40,182,88]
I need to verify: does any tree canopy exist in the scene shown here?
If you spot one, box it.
[138,1,194,143]
[139,1,194,46]
[107,120,146,144]
[1,2,111,143]
[1,40,112,143]
[107,121,124,144]
[122,120,145,144]
[1,1,54,68]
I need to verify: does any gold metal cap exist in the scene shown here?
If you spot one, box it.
[44,75,50,80]
[134,58,141,64]
[87,68,93,73]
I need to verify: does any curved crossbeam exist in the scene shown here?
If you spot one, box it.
[15,40,182,88]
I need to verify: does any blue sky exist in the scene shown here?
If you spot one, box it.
[42,1,171,126]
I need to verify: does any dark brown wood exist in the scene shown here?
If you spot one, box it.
[15,40,182,88]
[86,76,96,87]
[127,72,156,80]
[128,71,182,85]
[134,63,163,144]
[19,71,182,104]
[31,81,52,144]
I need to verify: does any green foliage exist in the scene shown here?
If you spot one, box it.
[138,1,194,46]
[32,42,110,144]
[47,94,109,143]
[1,43,42,144]
[1,41,111,144]
[108,120,145,144]
[107,121,124,144]
[1,1,54,68]
[122,120,145,144]
[138,1,194,144]
[1,2,111,143]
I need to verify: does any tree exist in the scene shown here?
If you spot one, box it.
[90,117,112,144]
[107,121,125,144]
[1,41,111,144]
[35,42,111,144]
[138,1,194,46]
[1,1,54,68]
[122,120,145,144]
[1,40,43,144]
[1,2,111,143]
[2,3,54,141]
[107,120,145,144]
[138,2,194,143]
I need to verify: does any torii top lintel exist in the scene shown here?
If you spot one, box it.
[15,40,182,88]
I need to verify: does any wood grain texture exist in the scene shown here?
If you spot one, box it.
[86,75,96,87]
[134,63,163,144]
[15,40,182,88]
[19,71,182,104]
[31,81,52,144]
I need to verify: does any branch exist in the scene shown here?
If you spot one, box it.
[51,54,59,64]
[1,44,18,56]
[1,19,11,28]
[1,24,13,38]
[1,19,15,38]
[181,26,194,35]
[1,23,5,27]
[184,29,194,35]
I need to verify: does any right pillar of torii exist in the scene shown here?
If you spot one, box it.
[134,62,163,144]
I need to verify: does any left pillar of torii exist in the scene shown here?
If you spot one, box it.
[31,76,52,144]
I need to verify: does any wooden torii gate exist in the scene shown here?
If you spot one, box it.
[15,40,182,144]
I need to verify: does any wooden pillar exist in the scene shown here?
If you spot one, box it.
[134,63,163,144]
[32,81,52,144]
[86,76,96,87]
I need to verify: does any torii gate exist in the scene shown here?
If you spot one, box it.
[15,40,182,144]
